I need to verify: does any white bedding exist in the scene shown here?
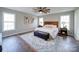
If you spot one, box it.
[35,27,58,39]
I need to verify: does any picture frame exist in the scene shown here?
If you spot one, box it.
[24,16,34,24]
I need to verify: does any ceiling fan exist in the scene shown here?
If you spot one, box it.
[33,7,50,14]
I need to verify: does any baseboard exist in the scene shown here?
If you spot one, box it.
[2,27,35,38]
[2,30,34,38]
[74,34,79,40]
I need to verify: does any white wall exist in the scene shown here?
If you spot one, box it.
[74,9,79,40]
[0,33,2,45]
[0,7,38,37]
[0,8,2,45]
[0,8,2,33]
[39,11,74,36]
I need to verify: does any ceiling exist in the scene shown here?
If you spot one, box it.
[6,7,77,16]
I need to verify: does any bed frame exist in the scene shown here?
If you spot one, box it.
[44,21,59,27]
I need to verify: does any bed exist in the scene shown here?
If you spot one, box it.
[19,21,59,51]
[35,21,59,39]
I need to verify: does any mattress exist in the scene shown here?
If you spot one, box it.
[35,27,58,39]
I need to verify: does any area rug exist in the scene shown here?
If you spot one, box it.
[19,32,56,52]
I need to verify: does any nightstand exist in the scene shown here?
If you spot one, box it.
[58,28,68,36]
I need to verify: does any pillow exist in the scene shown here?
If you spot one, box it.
[44,25,57,28]
[52,25,57,28]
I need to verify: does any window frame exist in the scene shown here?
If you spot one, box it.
[60,15,70,30]
[3,12,15,31]
[38,17,44,26]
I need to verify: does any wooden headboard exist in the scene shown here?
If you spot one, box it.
[44,21,58,27]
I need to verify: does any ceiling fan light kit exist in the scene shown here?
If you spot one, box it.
[33,7,50,14]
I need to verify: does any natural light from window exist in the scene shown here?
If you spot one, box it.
[60,15,70,30]
[3,13,15,31]
[39,17,44,26]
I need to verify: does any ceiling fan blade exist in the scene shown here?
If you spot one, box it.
[48,9,50,10]
[37,7,42,9]
[43,7,47,9]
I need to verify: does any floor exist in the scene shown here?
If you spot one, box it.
[0,33,2,45]
[55,36,79,52]
[0,33,2,52]
[2,36,37,52]
[2,35,79,52]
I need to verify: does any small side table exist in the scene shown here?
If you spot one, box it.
[58,28,68,36]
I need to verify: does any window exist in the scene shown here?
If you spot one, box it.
[39,17,44,26]
[3,12,15,31]
[60,15,70,30]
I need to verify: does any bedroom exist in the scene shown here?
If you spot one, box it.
[1,7,79,52]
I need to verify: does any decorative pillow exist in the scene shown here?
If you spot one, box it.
[52,25,57,28]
